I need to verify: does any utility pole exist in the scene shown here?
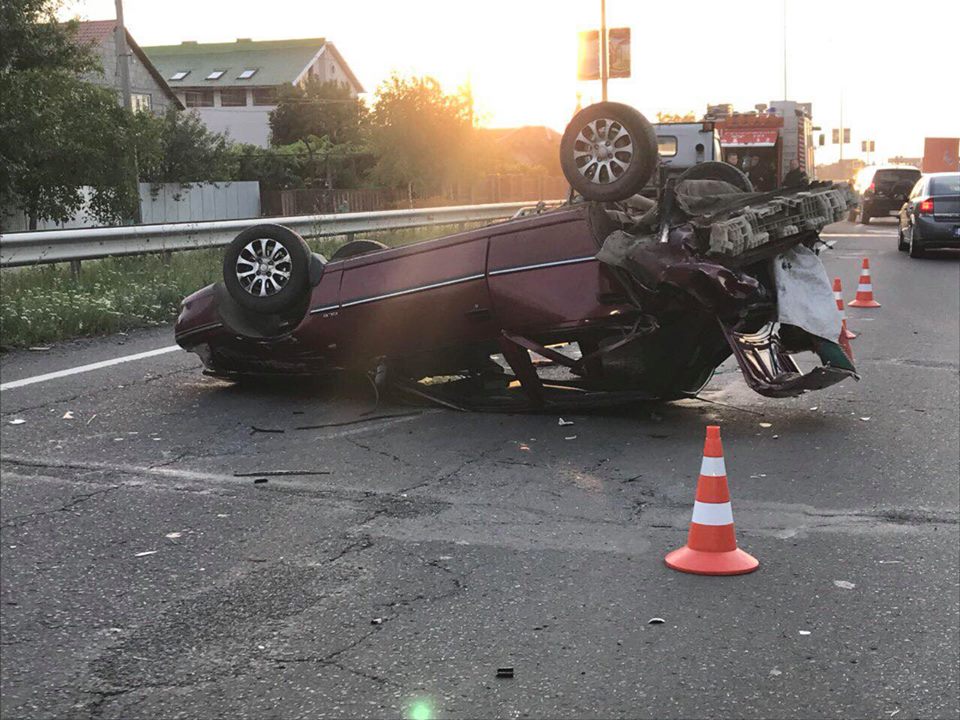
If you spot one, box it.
[839,91,844,164]
[600,0,608,101]
[114,0,132,111]
[782,0,788,100]
[114,0,141,223]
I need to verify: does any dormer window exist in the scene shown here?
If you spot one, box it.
[169,70,190,81]
[206,70,226,80]
[237,68,258,79]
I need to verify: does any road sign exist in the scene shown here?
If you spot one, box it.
[577,30,600,80]
[608,28,630,78]
[578,28,630,81]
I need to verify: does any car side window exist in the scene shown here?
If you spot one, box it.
[908,178,924,199]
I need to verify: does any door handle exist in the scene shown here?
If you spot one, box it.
[465,306,492,320]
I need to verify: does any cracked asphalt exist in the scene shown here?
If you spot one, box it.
[1,221,958,719]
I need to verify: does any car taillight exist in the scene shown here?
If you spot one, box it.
[867,182,875,192]
[918,198,935,214]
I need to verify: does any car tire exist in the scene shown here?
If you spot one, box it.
[677,161,754,192]
[897,226,908,252]
[560,102,659,202]
[222,224,312,314]
[908,226,925,258]
[330,239,389,260]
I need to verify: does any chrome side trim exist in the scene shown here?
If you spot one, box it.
[308,304,341,315]
[488,255,597,276]
[174,321,224,341]
[306,257,595,315]
[340,273,485,308]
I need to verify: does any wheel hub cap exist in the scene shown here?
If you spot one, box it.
[573,118,634,185]
[235,238,292,297]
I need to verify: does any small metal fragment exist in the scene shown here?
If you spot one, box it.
[496,667,514,679]
[647,617,665,625]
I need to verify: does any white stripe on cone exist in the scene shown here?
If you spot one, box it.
[857,283,872,292]
[699,456,726,477]
[691,501,734,526]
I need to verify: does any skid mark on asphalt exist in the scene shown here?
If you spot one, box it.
[0,345,181,392]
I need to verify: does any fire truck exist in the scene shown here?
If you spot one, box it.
[705,101,816,190]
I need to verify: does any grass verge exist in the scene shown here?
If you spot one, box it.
[0,222,485,348]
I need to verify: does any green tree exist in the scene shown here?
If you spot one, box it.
[134,108,234,186]
[269,79,367,147]
[0,0,139,228]
[368,74,478,201]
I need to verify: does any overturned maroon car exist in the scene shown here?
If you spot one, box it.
[175,102,857,409]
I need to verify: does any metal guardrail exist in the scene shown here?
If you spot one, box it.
[0,201,562,268]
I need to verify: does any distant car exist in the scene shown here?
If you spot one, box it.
[854,165,922,224]
[897,172,960,257]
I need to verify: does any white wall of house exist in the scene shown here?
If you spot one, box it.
[173,47,360,147]
[178,87,274,146]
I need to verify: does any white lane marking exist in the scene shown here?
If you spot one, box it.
[699,455,726,477]
[821,233,896,237]
[1,346,181,392]
[691,501,734,526]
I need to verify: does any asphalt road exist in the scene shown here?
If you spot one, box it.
[2,220,958,720]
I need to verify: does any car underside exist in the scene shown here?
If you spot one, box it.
[174,102,858,410]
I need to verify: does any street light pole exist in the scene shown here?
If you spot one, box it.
[600,0,608,101]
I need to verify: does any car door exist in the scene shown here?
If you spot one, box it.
[904,177,925,234]
[336,233,496,360]
[486,209,631,335]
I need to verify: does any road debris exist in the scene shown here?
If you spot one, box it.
[518,443,530,452]
[860,416,871,422]
[28,346,52,351]
[250,425,285,434]
[833,580,856,590]
[564,435,578,441]
[769,668,782,677]
[799,630,811,635]
[294,410,422,430]
[496,667,514,679]
[371,617,384,625]
[647,617,665,625]
[62,411,74,420]
[134,550,158,557]
[558,418,575,426]
[252,478,269,484]
[233,470,331,477]
[8,419,26,425]
[86,414,97,425]
[759,422,773,428]
[772,434,780,439]
[164,532,182,539]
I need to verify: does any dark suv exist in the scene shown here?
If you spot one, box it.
[855,166,922,223]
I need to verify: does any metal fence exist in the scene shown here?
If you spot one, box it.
[0,201,562,268]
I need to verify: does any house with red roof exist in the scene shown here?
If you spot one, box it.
[74,20,182,114]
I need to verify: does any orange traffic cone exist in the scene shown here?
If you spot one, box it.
[848,258,880,308]
[665,426,759,576]
[833,278,857,339]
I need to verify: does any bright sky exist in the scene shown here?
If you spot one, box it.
[63,0,959,162]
